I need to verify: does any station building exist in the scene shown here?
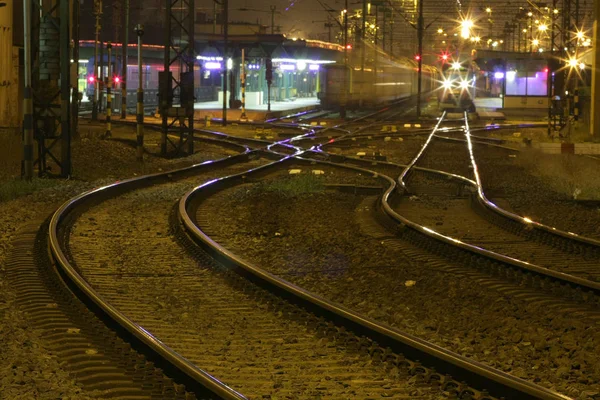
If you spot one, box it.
[73,33,345,114]
[473,50,590,114]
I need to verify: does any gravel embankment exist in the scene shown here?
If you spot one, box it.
[198,176,600,400]
[66,164,444,399]
[474,144,600,240]
[324,137,425,165]
[0,126,242,398]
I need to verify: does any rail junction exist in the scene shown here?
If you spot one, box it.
[2,99,597,399]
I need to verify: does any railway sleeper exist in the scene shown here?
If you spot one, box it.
[393,217,600,305]
[471,195,600,260]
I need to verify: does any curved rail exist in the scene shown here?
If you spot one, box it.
[462,115,600,248]
[178,155,571,400]
[397,111,447,192]
[379,112,600,295]
[47,150,266,400]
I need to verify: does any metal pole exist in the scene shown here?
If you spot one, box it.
[92,0,102,120]
[213,0,217,33]
[60,0,71,177]
[360,0,366,107]
[187,0,195,155]
[72,0,80,137]
[22,0,33,180]
[121,0,129,118]
[106,42,112,138]
[99,40,104,112]
[136,25,144,160]
[267,58,271,112]
[162,1,170,155]
[548,2,555,137]
[416,0,424,118]
[529,14,533,52]
[590,0,600,136]
[341,0,348,118]
[389,9,393,56]
[382,8,386,52]
[270,5,276,34]
[222,0,228,126]
[240,48,247,120]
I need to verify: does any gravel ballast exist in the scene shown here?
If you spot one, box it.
[197,173,600,399]
[0,125,244,398]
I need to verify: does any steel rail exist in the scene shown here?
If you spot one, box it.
[178,153,572,400]
[397,111,448,192]
[47,148,271,400]
[315,119,600,250]
[377,112,600,294]
[462,114,600,248]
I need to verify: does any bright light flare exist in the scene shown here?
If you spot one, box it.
[568,58,578,68]
[461,19,474,29]
[442,79,453,89]
[451,61,461,70]
[459,80,470,89]
[538,24,547,32]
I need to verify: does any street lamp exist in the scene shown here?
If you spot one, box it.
[568,58,579,68]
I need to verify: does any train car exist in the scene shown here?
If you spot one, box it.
[437,62,477,112]
[318,57,437,109]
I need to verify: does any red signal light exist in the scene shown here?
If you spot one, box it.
[346,44,352,50]
[543,68,549,73]
[441,54,448,61]
[415,55,421,61]
[88,76,95,83]
[114,76,121,83]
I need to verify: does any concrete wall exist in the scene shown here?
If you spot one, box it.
[534,142,600,155]
[504,96,548,109]
[0,1,19,127]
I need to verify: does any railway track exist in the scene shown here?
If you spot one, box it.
[38,106,597,399]
[50,151,500,398]
[189,161,600,398]
[178,151,578,398]
[386,112,600,288]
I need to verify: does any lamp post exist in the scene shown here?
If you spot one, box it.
[135,24,144,161]
[416,0,424,118]
[486,7,492,43]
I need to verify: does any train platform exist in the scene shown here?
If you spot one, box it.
[193,97,321,121]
